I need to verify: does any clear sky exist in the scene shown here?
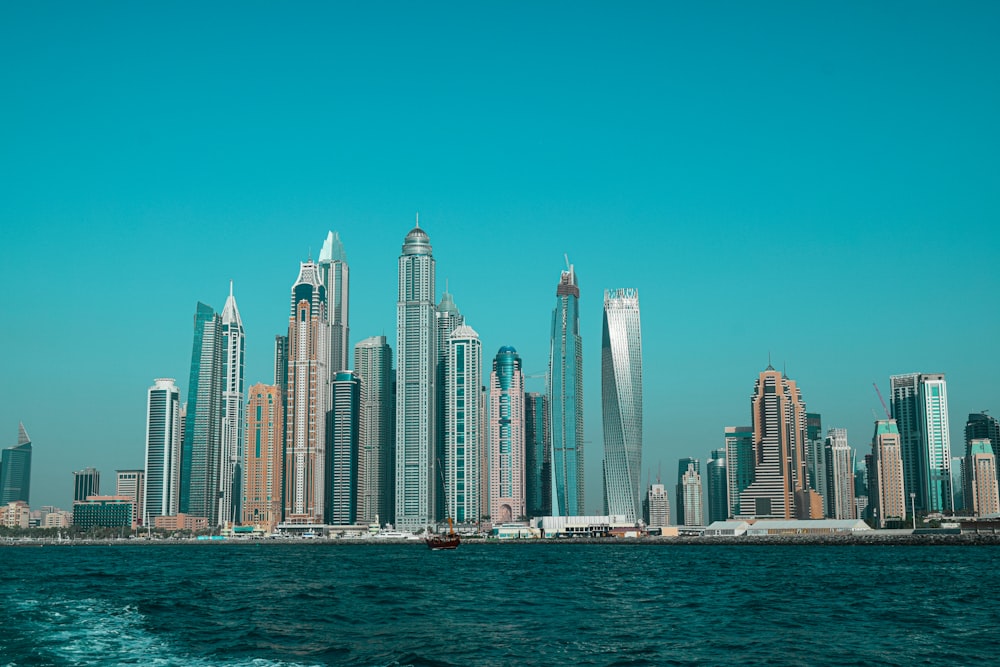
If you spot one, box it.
[2,3,997,512]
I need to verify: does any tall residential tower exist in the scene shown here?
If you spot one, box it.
[219,282,245,526]
[490,346,525,524]
[548,262,584,516]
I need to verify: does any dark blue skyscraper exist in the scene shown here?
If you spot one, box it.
[0,423,32,505]
[326,371,360,525]
[180,302,223,524]
[548,262,584,516]
[524,392,550,517]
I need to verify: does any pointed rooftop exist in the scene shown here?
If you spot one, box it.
[17,422,30,446]
[221,281,243,328]
[437,285,461,315]
[403,214,432,255]
[319,231,347,263]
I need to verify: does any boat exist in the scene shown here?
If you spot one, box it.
[426,517,460,551]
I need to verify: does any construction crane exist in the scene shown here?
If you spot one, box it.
[873,382,891,419]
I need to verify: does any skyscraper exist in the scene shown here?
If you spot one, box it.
[395,222,437,530]
[434,288,464,520]
[870,419,906,528]
[724,426,753,519]
[243,384,283,532]
[824,428,855,520]
[548,262,584,516]
[0,423,32,506]
[319,231,350,374]
[737,366,814,520]
[890,373,953,513]
[646,483,670,528]
[965,439,1000,517]
[490,345,524,524]
[144,379,181,522]
[682,462,704,526]
[444,327,482,524]
[219,282,245,527]
[675,457,699,525]
[600,288,642,524]
[524,392,550,517]
[354,335,394,525]
[73,467,100,503]
[180,302,223,524]
[706,448,728,524]
[326,371,360,525]
[806,413,828,516]
[285,260,329,524]
[966,412,1000,456]
[115,470,144,530]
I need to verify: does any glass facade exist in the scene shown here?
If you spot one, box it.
[548,264,584,517]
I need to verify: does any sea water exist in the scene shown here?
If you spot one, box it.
[2,542,998,666]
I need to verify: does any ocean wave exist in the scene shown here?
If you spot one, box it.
[7,596,321,667]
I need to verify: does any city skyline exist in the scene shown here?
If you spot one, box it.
[3,4,998,511]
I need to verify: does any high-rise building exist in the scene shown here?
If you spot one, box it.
[354,335,394,525]
[243,384,283,531]
[326,371,360,525]
[966,413,1000,456]
[442,327,482,525]
[0,424,32,506]
[395,221,437,530]
[805,413,828,516]
[824,429,855,520]
[549,262,584,517]
[737,366,815,520]
[524,392,550,517]
[73,467,100,503]
[676,457,700,525]
[890,373,954,513]
[951,457,966,512]
[724,426,753,519]
[646,483,670,528]
[965,439,1000,517]
[706,448,728,524]
[489,345,524,524]
[434,288,464,520]
[219,282,245,527]
[180,302,223,524]
[285,260,329,524]
[319,231,350,374]
[870,419,906,528]
[600,289,642,524]
[479,383,490,524]
[681,462,704,526]
[115,470,144,529]
[274,335,289,394]
[144,379,182,522]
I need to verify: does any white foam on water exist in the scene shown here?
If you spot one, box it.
[10,597,320,667]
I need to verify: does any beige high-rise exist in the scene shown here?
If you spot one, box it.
[244,384,283,531]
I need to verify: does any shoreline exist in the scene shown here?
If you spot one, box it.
[5,532,1000,547]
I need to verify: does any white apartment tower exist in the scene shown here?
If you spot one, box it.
[824,428,855,520]
[444,326,482,524]
[395,221,437,530]
[320,231,350,374]
[219,282,245,526]
[144,378,181,522]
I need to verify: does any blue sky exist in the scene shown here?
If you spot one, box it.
[2,3,998,511]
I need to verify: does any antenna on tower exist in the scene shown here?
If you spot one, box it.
[415,212,420,228]
[564,253,571,271]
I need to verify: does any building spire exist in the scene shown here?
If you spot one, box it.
[17,422,30,446]
[415,212,420,228]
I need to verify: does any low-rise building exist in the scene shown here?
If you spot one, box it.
[72,496,134,530]
[745,519,872,536]
[1,501,30,528]
[153,513,209,532]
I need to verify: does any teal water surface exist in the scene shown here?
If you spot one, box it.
[1,542,997,666]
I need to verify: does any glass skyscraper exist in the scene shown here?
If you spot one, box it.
[890,373,953,513]
[724,426,753,519]
[548,262,584,517]
[180,302,223,525]
[73,467,100,503]
[395,222,437,530]
[600,288,643,523]
[706,448,728,524]
[0,423,32,505]
[354,335,394,525]
[524,392,550,517]
[319,231,350,374]
[219,282,245,526]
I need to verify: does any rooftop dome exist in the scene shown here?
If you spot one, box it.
[402,218,432,255]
